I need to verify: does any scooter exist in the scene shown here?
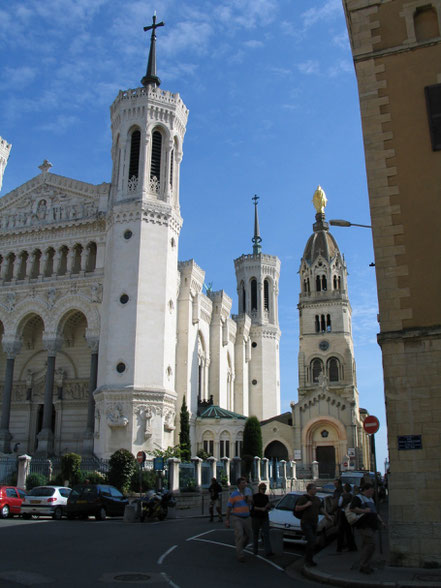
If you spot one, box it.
[138,489,176,522]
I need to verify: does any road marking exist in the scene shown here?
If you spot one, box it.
[187,535,285,572]
[186,529,220,541]
[157,544,178,565]
[161,572,181,588]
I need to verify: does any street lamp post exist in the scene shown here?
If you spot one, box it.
[329,219,372,229]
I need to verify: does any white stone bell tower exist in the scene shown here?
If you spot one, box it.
[234,196,281,420]
[95,15,188,457]
[0,136,11,193]
[297,187,358,403]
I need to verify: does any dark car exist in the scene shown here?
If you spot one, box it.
[66,484,128,520]
[0,486,27,518]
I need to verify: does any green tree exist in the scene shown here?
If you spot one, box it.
[179,397,191,462]
[242,416,263,475]
[108,449,137,494]
[61,452,82,485]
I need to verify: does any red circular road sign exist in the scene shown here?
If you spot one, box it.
[343,462,348,467]
[136,450,146,464]
[363,415,380,435]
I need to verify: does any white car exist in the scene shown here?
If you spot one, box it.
[21,486,71,520]
[268,491,337,544]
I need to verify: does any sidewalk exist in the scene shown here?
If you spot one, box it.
[287,502,441,588]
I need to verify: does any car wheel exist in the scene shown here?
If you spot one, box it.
[1,505,10,519]
[22,513,31,520]
[52,507,63,521]
[95,507,106,521]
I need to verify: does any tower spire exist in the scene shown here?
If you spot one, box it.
[252,194,262,255]
[141,13,165,88]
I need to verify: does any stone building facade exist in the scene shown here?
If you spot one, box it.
[261,190,371,478]
[0,26,281,460]
[343,0,441,568]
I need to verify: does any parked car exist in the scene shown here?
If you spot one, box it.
[21,486,71,520]
[341,470,376,490]
[0,486,27,518]
[65,484,128,520]
[268,491,337,545]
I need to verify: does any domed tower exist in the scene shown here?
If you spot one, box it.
[298,187,357,401]
[234,196,281,420]
[95,16,188,456]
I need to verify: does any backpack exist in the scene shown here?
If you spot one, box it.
[293,495,310,520]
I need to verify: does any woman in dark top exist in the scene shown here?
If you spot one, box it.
[336,483,357,552]
[251,483,273,556]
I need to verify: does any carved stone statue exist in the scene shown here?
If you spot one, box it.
[106,404,129,428]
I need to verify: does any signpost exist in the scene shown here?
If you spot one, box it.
[363,414,382,553]
[136,451,146,493]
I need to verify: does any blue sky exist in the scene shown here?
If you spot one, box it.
[0,0,388,472]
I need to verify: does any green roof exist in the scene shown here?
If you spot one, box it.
[199,405,246,420]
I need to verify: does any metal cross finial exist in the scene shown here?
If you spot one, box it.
[252,194,259,205]
[143,13,165,37]
[252,194,262,254]
[141,14,165,88]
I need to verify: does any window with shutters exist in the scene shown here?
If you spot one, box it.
[151,129,162,182]
[128,129,141,183]
[264,279,270,311]
[251,278,257,311]
[425,83,441,151]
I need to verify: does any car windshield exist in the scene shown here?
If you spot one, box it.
[276,494,301,511]
[29,487,55,497]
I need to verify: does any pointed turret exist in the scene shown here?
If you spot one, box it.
[252,194,262,255]
[141,13,165,88]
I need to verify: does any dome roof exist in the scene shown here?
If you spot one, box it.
[302,212,341,265]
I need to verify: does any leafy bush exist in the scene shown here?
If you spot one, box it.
[77,470,107,485]
[108,449,136,494]
[26,473,47,490]
[181,477,196,492]
[61,453,82,485]
[130,468,157,492]
[196,449,211,460]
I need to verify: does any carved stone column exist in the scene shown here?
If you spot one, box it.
[83,336,99,454]
[37,336,62,455]
[0,339,21,453]
[52,250,62,277]
[39,250,48,278]
[66,247,75,274]
[80,246,87,273]
[0,256,9,280]
[191,456,202,492]
[12,254,21,280]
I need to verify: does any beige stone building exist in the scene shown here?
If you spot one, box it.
[343,0,441,568]
[261,192,371,478]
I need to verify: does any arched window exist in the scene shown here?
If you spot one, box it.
[304,278,310,293]
[241,281,246,313]
[202,431,214,456]
[220,431,230,458]
[198,334,207,402]
[235,432,243,457]
[311,359,323,383]
[321,275,327,291]
[251,278,257,311]
[321,315,326,332]
[226,354,233,411]
[333,275,337,290]
[414,5,440,41]
[328,358,340,382]
[170,148,174,187]
[316,275,321,291]
[315,315,320,333]
[128,129,141,182]
[264,279,270,311]
[326,314,331,332]
[150,129,162,183]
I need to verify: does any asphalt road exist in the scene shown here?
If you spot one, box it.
[0,516,326,587]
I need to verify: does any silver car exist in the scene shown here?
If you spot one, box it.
[21,486,71,520]
[268,491,337,545]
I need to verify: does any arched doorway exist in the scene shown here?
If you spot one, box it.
[264,440,289,461]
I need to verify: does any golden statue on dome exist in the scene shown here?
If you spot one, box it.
[312,185,327,213]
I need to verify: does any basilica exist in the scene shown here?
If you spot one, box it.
[0,19,369,476]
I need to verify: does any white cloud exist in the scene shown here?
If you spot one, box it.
[36,114,79,134]
[301,0,341,30]
[1,66,37,88]
[244,40,264,49]
[297,60,320,75]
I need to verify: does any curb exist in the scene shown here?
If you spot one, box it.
[302,566,441,588]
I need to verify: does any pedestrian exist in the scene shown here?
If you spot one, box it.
[251,482,273,556]
[295,483,333,567]
[225,477,252,562]
[208,477,223,522]
[332,478,343,512]
[349,482,386,574]
[336,483,357,552]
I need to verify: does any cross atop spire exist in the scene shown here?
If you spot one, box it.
[252,194,262,255]
[141,13,165,88]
